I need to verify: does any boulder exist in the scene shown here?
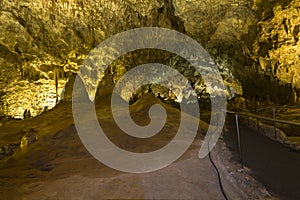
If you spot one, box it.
[20,128,38,149]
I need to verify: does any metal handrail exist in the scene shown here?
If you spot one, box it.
[253,106,284,112]
[225,110,300,127]
[223,109,300,168]
[236,105,300,113]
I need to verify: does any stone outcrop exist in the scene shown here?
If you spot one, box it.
[20,128,38,149]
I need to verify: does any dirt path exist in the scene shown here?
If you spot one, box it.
[0,95,276,199]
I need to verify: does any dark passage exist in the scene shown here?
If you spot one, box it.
[224,114,300,200]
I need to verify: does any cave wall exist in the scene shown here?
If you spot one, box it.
[174,0,300,104]
[0,0,175,118]
[1,0,300,118]
[249,0,300,103]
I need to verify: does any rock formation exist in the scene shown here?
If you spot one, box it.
[0,0,299,117]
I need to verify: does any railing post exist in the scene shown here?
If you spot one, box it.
[256,109,259,131]
[273,108,277,140]
[235,114,243,168]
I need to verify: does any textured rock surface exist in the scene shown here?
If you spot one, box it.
[0,0,300,117]
[0,0,175,117]
[174,0,300,103]
[251,0,300,101]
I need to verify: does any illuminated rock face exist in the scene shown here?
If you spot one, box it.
[175,0,300,103]
[0,0,175,118]
[104,51,242,104]
[251,0,300,101]
[0,0,300,117]
[1,79,65,118]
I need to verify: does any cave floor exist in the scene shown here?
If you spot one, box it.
[0,95,275,199]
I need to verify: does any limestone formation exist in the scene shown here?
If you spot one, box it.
[0,0,300,117]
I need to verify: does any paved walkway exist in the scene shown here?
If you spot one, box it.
[17,140,227,200]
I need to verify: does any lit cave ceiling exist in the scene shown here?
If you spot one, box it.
[0,0,300,118]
